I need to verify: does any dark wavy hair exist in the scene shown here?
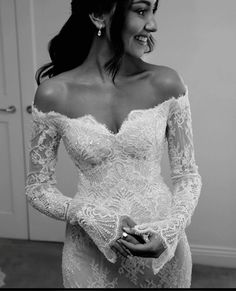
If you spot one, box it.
[36,0,159,85]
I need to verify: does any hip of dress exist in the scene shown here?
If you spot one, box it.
[62,223,192,288]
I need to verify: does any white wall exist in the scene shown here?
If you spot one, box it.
[145,0,236,267]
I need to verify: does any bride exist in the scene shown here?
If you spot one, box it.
[25,0,202,288]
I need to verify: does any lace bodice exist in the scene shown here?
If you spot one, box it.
[25,85,202,274]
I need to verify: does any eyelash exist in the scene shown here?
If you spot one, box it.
[136,8,156,16]
[136,9,147,16]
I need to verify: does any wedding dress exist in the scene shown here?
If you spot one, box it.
[25,85,202,288]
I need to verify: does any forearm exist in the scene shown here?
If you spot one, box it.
[170,172,202,230]
[25,180,72,221]
[26,178,121,264]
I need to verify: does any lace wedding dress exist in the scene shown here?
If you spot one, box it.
[25,85,202,288]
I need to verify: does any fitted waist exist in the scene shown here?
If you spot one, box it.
[76,158,161,183]
[74,173,172,224]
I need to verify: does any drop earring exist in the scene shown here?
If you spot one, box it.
[97,25,103,37]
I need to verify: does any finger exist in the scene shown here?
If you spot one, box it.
[111,242,130,258]
[132,234,146,244]
[126,233,146,244]
[122,228,146,244]
[122,227,140,237]
[119,239,153,257]
[126,217,136,228]
[122,227,134,234]
[124,234,140,245]
[120,216,136,229]
[117,240,133,256]
[111,244,127,258]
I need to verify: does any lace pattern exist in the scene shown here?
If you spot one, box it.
[25,112,71,220]
[25,85,202,287]
[133,91,202,274]
[62,224,192,288]
[25,107,122,260]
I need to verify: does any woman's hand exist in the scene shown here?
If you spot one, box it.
[110,215,146,258]
[118,228,166,259]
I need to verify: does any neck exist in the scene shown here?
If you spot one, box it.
[80,36,113,82]
[77,35,144,84]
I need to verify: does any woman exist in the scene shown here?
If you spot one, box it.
[25,0,202,288]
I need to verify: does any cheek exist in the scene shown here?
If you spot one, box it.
[129,22,141,36]
[124,15,142,39]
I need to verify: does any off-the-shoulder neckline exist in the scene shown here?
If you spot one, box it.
[31,85,188,136]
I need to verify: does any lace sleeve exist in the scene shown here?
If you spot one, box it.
[25,106,72,220]
[133,90,202,274]
[25,105,121,263]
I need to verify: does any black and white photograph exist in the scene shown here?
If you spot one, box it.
[0,0,235,288]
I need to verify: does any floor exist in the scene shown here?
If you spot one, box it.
[0,238,236,288]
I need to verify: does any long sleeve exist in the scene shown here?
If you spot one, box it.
[25,107,72,220]
[133,91,202,274]
[25,105,121,262]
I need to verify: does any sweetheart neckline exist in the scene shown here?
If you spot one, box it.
[31,86,188,137]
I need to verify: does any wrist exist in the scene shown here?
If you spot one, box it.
[65,200,80,225]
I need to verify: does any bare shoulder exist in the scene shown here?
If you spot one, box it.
[34,77,68,113]
[142,62,187,101]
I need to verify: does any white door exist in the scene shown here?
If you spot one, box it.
[17,0,76,242]
[0,0,28,239]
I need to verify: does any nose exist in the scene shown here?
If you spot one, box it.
[145,15,157,33]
